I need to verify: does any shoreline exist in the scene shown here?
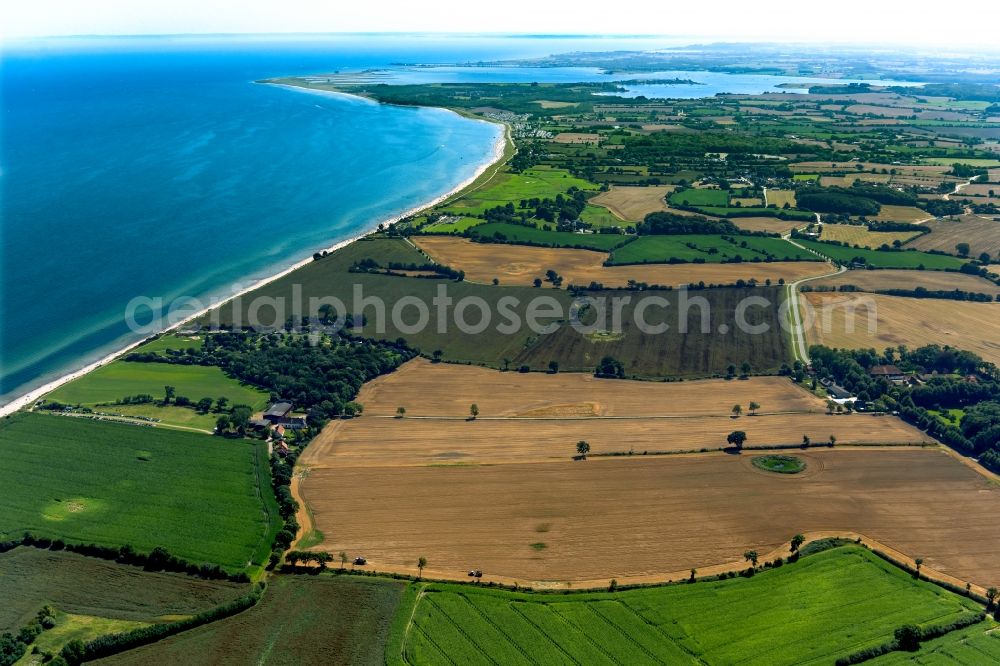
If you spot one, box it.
[0,90,509,418]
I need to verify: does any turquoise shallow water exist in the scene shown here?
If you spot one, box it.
[1,36,515,404]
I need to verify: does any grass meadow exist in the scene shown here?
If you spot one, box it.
[0,413,279,570]
[48,362,269,408]
[396,546,983,665]
[441,166,597,216]
[796,239,968,270]
[609,234,818,265]
[468,222,631,251]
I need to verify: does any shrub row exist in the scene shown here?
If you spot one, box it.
[7,533,249,583]
[834,612,986,665]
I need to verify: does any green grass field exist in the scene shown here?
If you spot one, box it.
[442,166,598,216]
[396,547,983,665]
[97,576,406,666]
[0,547,244,633]
[133,334,203,355]
[669,188,729,207]
[468,222,632,251]
[608,234,819,265]
[46,362,269,430]
[0,413,279,570]
[920,157,1000,167]
[580,204,626,228]
[693,206,815,220]
[868,620,1000,664]
[795,239,968,270]
[422,215,483,233]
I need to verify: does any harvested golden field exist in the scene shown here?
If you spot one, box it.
[873,205,931,223]
[819,223,921,248]
[346,359,827,418]
[731,216,803,235]
[765,189,796,207]
[589,185,674,221]
[908,215,1000,259]
[820,174,891,188]
[302,412,929,468]
[412,236,831,287]
[801,292,1000,366]
[961,184,999,197]
[808,268,1000,297]
[301,449,1000,587]
[792,162,952,176]
[552,132,600,144]
[731,197,763,207]
[535,100,578,109]
[300,360,924,467]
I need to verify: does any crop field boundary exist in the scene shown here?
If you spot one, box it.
[286,526,992,598]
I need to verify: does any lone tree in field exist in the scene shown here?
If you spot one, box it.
[576,440,591,459]
[469,403,479,420]
[744,550,759,568]
[396,406,406,418]
[829,435,837,447]
[956,242,970,257]
[727,430,747,451]
[726,363,737,379]
[740,361,752,378]
[339,551,347,570]
[732,404,743,418]
[417,556,427,578]
[987,587,998,610]
[748,401,760,416]
[791,534,805,553]
[548,360,559,374]
[826,400,837,415]
[802,435,811,448]
[163,385,176,405]
[914,558,923,577]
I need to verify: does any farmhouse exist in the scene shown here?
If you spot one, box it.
[869,365,905,382]
[262,402,307,428]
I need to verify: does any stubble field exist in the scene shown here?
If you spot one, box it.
[807,268,1000,296]
[801,292,1000,366]
[301,449,1000,587]
[589,185,674,221]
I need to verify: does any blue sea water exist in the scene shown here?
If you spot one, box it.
[0,34,916,405]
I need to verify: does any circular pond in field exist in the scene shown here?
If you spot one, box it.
[751,455,807,474]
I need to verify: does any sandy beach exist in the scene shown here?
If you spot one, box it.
[0,96,509,417]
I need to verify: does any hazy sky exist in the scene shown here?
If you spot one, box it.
[3,0,998,48]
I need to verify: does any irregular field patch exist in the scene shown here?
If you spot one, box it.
[590,185,674,221]
[302,449,1000,585]
[96,576,405,666]
[0,547,245,633]
[801,292,1000,366]
[0,413,278,570]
